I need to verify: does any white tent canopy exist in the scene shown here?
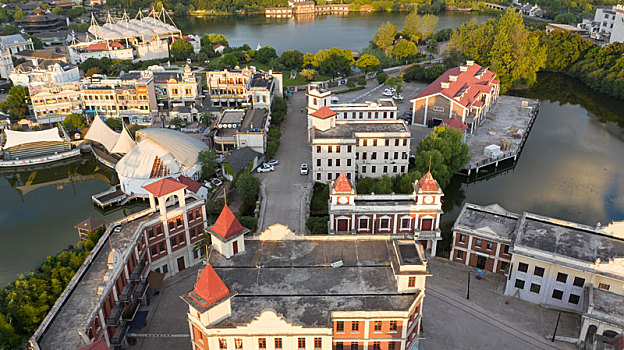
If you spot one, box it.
[116,138,180,179]
[3,128,64,149]
[111,127,136,154]
[85,117,120,152]
[136,128,208,167]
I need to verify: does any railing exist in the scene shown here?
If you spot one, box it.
[105,303,123,326]
[118,281,137,302]
[110,322,129,346]
[129,262,147,281]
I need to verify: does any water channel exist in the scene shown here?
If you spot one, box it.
[1,14,623,286]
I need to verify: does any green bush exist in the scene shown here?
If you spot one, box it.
[357,76,367,85]
[377,72,388,84]
[310,182,329,215]
[306,216,329,234]
[346,80,356,88]
[239,216,257,231]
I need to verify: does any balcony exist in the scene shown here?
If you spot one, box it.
[129,262,147,281]
[110,322,129,347]
[105,303,123,326]
[133,280,148,300]
[118,281,137,302]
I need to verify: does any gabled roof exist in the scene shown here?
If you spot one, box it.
[85,42,125,52]
[333,172,352,193]
[417,171,441,193]
[177,175,202,194]
[442,116,468,133]
[223,147,262,174]
[209,205,247,241]
[142,177,187,197]
[310,106,337,119]
[188,263,230,308]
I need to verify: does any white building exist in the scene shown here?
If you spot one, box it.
[212,109,269,154]
[206,67,283,109]
[10,60,80,87]
[578,5,624,43]
[0,34,34,79]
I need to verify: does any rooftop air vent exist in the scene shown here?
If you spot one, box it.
[441,82,450,89]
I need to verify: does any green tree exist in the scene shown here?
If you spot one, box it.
[6,86,30,120]
[302,52,316,68]
[169,117,184,127]
[376,72,388,84]
[299,68,316,80]
[63,113,87,130]
[539,30,594,71]
[170,39,194,61]
[355,54,381,73]
[385,75,403,94]
[235,172,260,204]
[52,7,64,15]
[414,126,470,187]
[85,67,102,77]
[13,11,24,20]
[25,34,43,49]
[395,170,423,193]
[256,46,277,64]
[373,22,398,55]
[0,313,21,349]
[393,39,418,61]
[2,25,18,35]
[104,117,122,131]
[415,149,449,187]
[318,53,352,78]
[279,50,304,70]
[198,150,217,179]
[402,10,422,42]
[220,52,239,68]
[193,227,211,258]
[238,216,257,231]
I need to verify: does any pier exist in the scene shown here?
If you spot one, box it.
[92,185,128,208]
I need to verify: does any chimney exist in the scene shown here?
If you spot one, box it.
[466,60,474,66]
[460,66,468,72]
[441,82,450,89]
[449,75,457,82]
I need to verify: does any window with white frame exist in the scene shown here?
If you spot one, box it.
[400,216,412,230]
[358,217,369,230]
[379,217,391,230]
[433,106,444,112]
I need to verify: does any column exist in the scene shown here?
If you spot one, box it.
[393,214,398,234]
[493,243,501,273]
[422,98,428,126]
[430,240,438,258]
[351,213,356,233]
[372,214,376,235]
[465,235,472,266]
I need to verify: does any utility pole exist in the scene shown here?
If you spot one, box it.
[466,271,470,300]
[551,312,561,342]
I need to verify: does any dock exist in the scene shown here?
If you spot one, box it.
[460,96,540,177]
[92,185,128,208]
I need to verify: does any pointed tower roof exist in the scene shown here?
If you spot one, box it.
[416,171,441,193]
[310,106,337,119]
[209,205,249,241]
[188,263,230,308]
[333,172,353,193]
[142,177,187,197]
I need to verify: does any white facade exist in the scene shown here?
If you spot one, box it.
[611,5,624,43]
[0,34,34,79]
[10,61,80,87]
[578,5,624,42]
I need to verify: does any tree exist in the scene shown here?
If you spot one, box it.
[376,72,388,84]
[540,30,593,71]
[104,118,122,131]
[193,227,211,259]
[279,50,303,70]
[299,68,316,80]
[393,39,418,61]
[419,14,439,39]
[395,170,423,193]
[355,54,380,73]
[414,149,450,187]
[85,67,102,77]
[169,117,184,128]
[198,150,217,179]
[0,313,21,349]
[13,11,24,20]
[318,53,352,78]
[25,34,43,49]
[385,75,404,94]
[402,11,422,42]
[303,53,316,68]
[238,216,257,231]
[52,7,64,15]
[256,46,277,64]
[6,86,30,120]
[63,113,87,130]
[170,39,194,61]
[414,126,470,188]
[2,25,18,35]
[235,172,260,204]
[373,22,398,55]
[220,52,239,68]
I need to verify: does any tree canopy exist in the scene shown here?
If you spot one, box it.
[279,50,304,70]
[63,113,88,131]
[198,150,218,179]
[5,86,30,121]
[355,54,380,73]
[416,126,470,187]
[393,39,418,60]
[402,12,438,42]
[170,39,194,61]
[373,22,398,56]
[256,46,278,64]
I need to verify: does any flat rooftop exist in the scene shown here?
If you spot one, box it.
[240,108,268,132]
[219,110,245,125]
[206,239,420,328]
[314,121,410,139]
[515,213,624,264]
[591,288,624,321]
[453,203,519,240]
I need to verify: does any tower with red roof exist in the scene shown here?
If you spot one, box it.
[207,205,249,259]
[143,177,188,216]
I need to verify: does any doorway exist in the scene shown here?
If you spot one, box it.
[233,240,238,254]
[476,255,487,269]
[177,257,186,272]
[337,219,349,232]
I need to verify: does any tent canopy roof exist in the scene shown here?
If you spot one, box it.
[84,117,120,152]
[111,127,136,154]
[3,127,63,149]
[136,128,208,167]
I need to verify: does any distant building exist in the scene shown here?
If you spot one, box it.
[29,82,82,125]
[13,49,68,63]
[212,108,269,154]
[293,1,315,14]
[29,177,208,350]
[177,175,210,200]
[545,23,588,35]
[328,172,443,257]
[265,6,293,17]
[213,44,226,54]
[0,34,34,79]
[10,60,80,87]
[220,146,263,181]
[577,5,624,42]
[409,61,499,132]
[122,65,200,108]
[206,67,283,110]
[16,8,68,35]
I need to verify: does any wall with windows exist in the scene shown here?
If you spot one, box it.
[450,231,512,274]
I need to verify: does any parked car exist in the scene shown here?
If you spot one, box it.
[393,94,404,101]
[300,163,309,175]
[203,180,213,190]
[211,178,223,187]
[382,89,394,97]
[257,164,275,173]
[264,159,279,166]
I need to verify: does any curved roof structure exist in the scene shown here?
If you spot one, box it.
[110,127,136,154]
[84,117,120,152]
[136,128,208,167]
[3,127,63,149]
[88,15,180,41]
[116,138,180,179]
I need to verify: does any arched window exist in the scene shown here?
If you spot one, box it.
[585,325,597,344]
[603,330,618,338]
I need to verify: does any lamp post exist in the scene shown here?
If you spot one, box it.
[466,271,470,300]
[551,312,561,342]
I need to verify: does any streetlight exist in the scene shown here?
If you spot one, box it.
[551,312,561,342]
[466,271,470,300]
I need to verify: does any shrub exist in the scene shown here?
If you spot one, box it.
[377,72,388,84]
[346,80,356,88]
[306,216,328,234]
[239,216,257,231]
[310,182,329,215]
[358,76,367,85]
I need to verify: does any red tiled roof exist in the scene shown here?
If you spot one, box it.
[310,106,337,119]
[211,205,245,239]
[442,116,468,133]
[334,172,352,192]
[417,171,441,192]
[142,177,187,197]
[189,263,230,308]
[213,44,225,50]
[78,339,109,350]
[85,42,124,51]
[412,62,498,110]
[177,175,202,194]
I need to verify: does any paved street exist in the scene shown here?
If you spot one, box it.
[257,91,312,233]
[422,258,579,350]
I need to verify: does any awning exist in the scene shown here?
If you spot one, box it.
[129,310,148,331]
[3,127,64,149]
[148,271,165,289]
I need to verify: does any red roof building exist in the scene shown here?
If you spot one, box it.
[177,175,202,194]
[209,205,248,241]
[188,263,230,308]
[410,61,500,131]
[85,42,125,52]
[142,177,187,198]
[417,171,441,193]
[310,106,337,119]
[333,172,353,193]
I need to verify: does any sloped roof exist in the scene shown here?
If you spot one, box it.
[84,116,120,152]
[442,116,468,133]
[115,138,181,179]
[189,263,230,308]
[3,127,63,149]
[417,171,441,192]
[142,177,187,197]
[210,205,246,240]
[223,147,262,174]
[110,127,136,154]
[310,106,337,119]
[136,128,208,167]
[85,42,125,52]
[333,172,352,192]
[177,175,202,194]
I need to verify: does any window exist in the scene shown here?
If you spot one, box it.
[372,342,381,350]
[373,139,377,146]
[518,262,528,273]
[457,250,464,259]
[389,321,397,331]
[258,338,266,349]
[394,152,398,159]
[374,321,382,332]
[361,166,366,173]
[556,272,568,283]
[371,166,376,173]
[219,338,228,350]
[162,264,168,273]
[351,343,358,350]
[159,242,165,252]
[347,145,352,153]
[475,238,482,247]
[388,343,396,350]
[317,146,321,153]
[336,321,344,332]
[328,146,332,153]
[347,159,352,166]
[317,173,321,180]
[151,246,157,256]
[176,218,182,227]
[393,166,397,173]
[358,218,369,230]
[514,279,525,289]
[379,218,390,230]
[371,152,377,160]
[598,283,610,291]
[568,294,580,305]
[384,152,389,160]
[351,321,359,332]
[503,245,510,254]
[298,338,306,350]
[314,338,321,349]
[383,166,388,173]
[552,289,563,300]
[336,159,341,167]
[148,228,154,238]
[500,261,508,271]
[171,237,177,246]
[168,221,174,230]
[336,343,343,350]
[400,217,411,229]
[459,234,466,243]
[275,338,282,349]
[534,266,545,277]
[362,152,367,160]
[363,139,367,146]
[156,226,162,235]
[386,139,390,146]
[408,276,416,287]
[486,241,493,250]
[403,139,408,146]
[328,159,332,167]
[573,277,585,287]
[327,173,332,180]
[530,283,541,294]
[317,159,321,167]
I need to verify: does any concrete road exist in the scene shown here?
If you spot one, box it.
[257,92,312,233]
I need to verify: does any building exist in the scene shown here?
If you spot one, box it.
[16,8,68,34]
[10,60,80,87]
[310,116,410,182]
[306,84,398,141]
[212,109,269,154]
[293,1,315,14]
[205,205,249,259]
[12,49,68,64]
[265,7,293,17]
[177,175,209,200]
[409,61,499,132]
[28,82,82,125]
[122,65,200,108]
[577,5,624,42]
[29,177,208,350]
[0,34,34,79]
[315,4,350,14]
[80,73,158,125]
[220,147,263,181]
[183,228,429,350]
[581,285,624,346]
[611,5,624,43]
[328,172,443,256]
[115,128,208,196]
[450,203,518,274]
[1,127,70,160]
[206,67,283,109]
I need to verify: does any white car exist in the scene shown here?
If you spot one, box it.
[264,159,279,166]
[211,178,223,187]
[393,94,404,101]
[300,163,309,175]
[257,164,275,173]
[382,89,394,97]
